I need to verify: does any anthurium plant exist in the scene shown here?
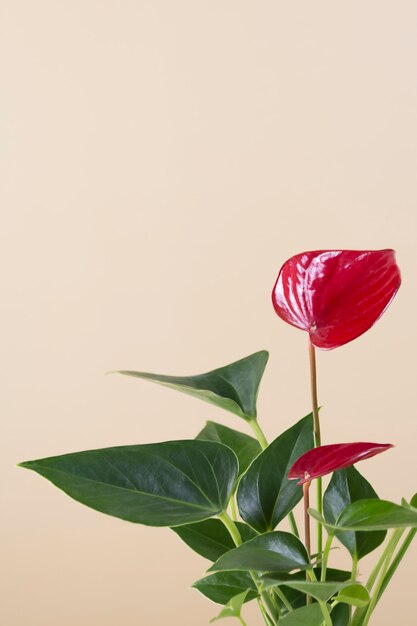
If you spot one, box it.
[20,249,415,626]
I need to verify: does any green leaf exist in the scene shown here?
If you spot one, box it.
[115,350,269,421]
[335,584,370,607]
[19,440,238,526]
[172,519,256,562]
[310,499,417,531]
[323,466,386,559]
[197,421,261,477]
[408,493,417,508]
[260,578,368,603]
[192,572,258,605]
[210,590,251,622]
[280,603,325,626]
[266,568,351,611]
[331,604,350,626]
[209,531,309,574]
[237,414,314,532]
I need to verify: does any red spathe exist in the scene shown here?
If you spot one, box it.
[271,249,401,349]
[288,442,394,485]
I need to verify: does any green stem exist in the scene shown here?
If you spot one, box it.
[249,418,300,539]
[230,494,239,521]
[274,587,293,613]
[219,512,278,625]
[351,551,359,581]
[238,616,248,626]
[352,530,404,626]
[347,551,359,625]
[376,528,417,602]
[320,534,334,581]
[308,339,323,556]
[257,599,275,626]
[307,569,333,626]
[361,529,404,626]
[366,529,403,593]
[249,419,269,450]
[219,511,243,546]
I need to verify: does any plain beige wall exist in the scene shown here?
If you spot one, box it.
[2,1,417,624]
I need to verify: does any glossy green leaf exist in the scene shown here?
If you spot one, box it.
[209,531,309,574]
[323,466,386,559]
[331,604,350,626]
[116,350,269,420]
[260,578,367,603]
[266,568,351,611]
[280,603,325,626]
[19,440,238,526]
[172,519,256,562]
[310,499,417,531]
[192,571,258,605]
[210,590,251,622]
[196,421,261,476]
[335,584,370,607]
[237,414,314,532]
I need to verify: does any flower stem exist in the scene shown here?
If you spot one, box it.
[308,339,323,555]
[303,480,312,604]
[249,418,300,538]
[303,482,311,557]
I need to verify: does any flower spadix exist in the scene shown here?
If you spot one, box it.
[288,442,393,485]
[271,249,401,349]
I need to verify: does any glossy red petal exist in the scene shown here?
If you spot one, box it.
[272,249,401,349]
[288,442,393,485]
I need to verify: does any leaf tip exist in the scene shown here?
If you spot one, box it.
[17,460,32,469]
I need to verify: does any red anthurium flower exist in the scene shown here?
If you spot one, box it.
[271,249,401,349]
[288,442,393,485]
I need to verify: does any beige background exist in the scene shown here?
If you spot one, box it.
[2,1,417,625]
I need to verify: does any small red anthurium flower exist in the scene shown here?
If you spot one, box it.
[288,442,393,485]
[271,249,401,349]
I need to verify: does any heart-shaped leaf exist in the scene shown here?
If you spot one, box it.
[260,578,367,604]
[210,590,251,623]
[192,572,258,605]
[172,519,256,562]
[280,603,325,626]
[237,414,314,532]
[310,499,417,531]
[197,421,261,476]
[335,584,370,607]
[323,466,386,559]
[115,351,269,421]
[19,440,238,526]
[209,531,309,574]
